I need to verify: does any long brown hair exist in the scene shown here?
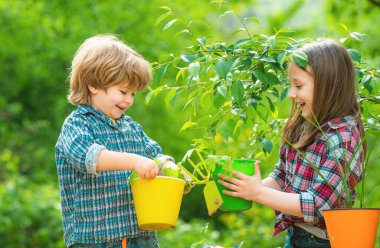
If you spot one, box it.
[282,39,366,152]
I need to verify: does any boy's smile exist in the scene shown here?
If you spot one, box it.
[287,62,315,119]
[89,82,135,120]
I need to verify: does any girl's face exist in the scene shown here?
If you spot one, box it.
[288,62,315,119]
[89,82,135,120]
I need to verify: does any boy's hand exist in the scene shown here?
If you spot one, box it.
[134,156,158,180]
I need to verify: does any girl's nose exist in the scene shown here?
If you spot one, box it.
[288,88,296,99]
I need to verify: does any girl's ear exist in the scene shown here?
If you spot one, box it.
[88,85,98,94]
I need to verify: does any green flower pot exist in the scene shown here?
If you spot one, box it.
[212,159,255,211]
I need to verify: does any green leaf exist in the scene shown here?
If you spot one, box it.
[159,6,172,12]
[349,32,365,41]
[156,12,173,26]
[213,91,225,109]
[231,81,245,108]
[262,139,273,154]
[179,120,198,132]
[188,62,200,76]
[245,17,259,24]
[153,63,169,85]
[216,85,228,98]
[176,67,187,81]
[347,48,361,63]
[267,35,276,48]
[233,38,252,48]
[196,37,206,46]
[163,19,177,31]
[292,51,308,69]
[215,59,235,80]
[277,51,287,67]
[266,96,275,113]
[164,88,177,106]
[252,70,280,86]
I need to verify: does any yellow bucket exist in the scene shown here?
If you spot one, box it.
[131,176,185,231]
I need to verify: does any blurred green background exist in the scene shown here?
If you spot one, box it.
[0,0,379,247]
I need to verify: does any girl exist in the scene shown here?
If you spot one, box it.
[218,39,365,248]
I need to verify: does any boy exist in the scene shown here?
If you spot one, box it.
[55,34,175,247]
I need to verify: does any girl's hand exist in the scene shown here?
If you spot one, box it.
[217,160,262,201]
[134,156,158,180]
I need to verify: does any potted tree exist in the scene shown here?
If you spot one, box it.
[151,5,380,245]
[177,149,256,213]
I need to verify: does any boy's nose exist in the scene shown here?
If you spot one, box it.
[123,95,133,105]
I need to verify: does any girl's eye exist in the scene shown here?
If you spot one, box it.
[120,90,127,94]
[296,85,302,89]
[132,92,135,97]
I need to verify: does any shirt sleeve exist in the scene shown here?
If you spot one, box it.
[299,131,359,223]
[59,116,105,175]
[270,145,287,189]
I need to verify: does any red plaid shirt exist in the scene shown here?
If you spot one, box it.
[270,115,363,236]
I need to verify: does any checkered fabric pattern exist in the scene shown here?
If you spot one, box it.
[55,105,167,246]
[270,115,363,236]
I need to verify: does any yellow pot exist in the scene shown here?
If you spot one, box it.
[131,176,185,231]
[323,208,380,248]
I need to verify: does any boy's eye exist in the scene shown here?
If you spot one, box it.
[120,90,127,94]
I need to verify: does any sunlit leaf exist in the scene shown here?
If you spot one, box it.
[266,35,276,48]
[188,62,200,76]
[216,85,228,97]
[349,32,365,41]
[176,67,187,82]
[179,120,198,132]
[159,6,172,12]
[234,38,252,47]
[197,37,206,45]
[163,19,178,31]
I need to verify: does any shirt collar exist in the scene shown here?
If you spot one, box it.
[323,115,356,130]
[77,105,125,126]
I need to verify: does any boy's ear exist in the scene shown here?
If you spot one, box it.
[88,85,98,94]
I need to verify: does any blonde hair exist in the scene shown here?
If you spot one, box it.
[68,34,152,105]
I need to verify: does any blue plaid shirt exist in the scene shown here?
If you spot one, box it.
[55,105,167,246]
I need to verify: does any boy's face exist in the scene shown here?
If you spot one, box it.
[89,82,136,120]
[287,62,315,119]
